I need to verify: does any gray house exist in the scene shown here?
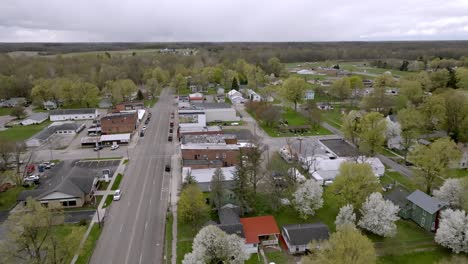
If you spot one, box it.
[406,190,447,232]
[281,223,329,254]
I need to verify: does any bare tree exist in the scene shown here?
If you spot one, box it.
[245,135,265,196]
[13,141,26,174]
[0,138,14,171]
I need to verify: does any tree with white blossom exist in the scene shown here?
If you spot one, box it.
[434,209,468,254]
[293,179,324,219]
[335,204,356,229]
[182,225,248,264]
[433,178,464,209]
[358,192,400,237]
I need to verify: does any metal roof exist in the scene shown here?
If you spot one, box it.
[406,190,446,214]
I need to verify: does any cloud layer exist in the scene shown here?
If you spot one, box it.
[1,0,468,42]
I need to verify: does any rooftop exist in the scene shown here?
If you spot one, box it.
[50,108,96,116]
[240,216,280,244]
[181,134,236,144]
[319,138,358,157]
[178,126,223,134]
[406,190,446,214]
[25,112,49,121]
[282,223,330,245]
[101,112,137,121]
[384,186,411,208]
[182,166,235,183]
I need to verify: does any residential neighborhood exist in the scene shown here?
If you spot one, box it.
[1,10,468,264]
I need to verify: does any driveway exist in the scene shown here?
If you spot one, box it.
[65,210,95,223]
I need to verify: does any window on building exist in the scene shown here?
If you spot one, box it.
[62,201,68,207]
[222,153,226,159]
[215,153,220,159]
[41,202,48,208]
[69,200,77,206]
[421,217,425,226]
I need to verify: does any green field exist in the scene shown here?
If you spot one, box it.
[0,121,51,141]
[0,108,14,116]
[377,248,461,264]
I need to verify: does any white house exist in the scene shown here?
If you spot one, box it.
[50,108,98,121]
[20,112,49,126]
[246,89,262,102]
[307,156,385,184]
[304,90,315,100]
[227,89,246,104]
[297,69,316,75]
[43,100,57,110]
[182,166,235,192]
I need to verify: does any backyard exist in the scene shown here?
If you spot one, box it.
[249,107,332,137]
[0,186,26,211]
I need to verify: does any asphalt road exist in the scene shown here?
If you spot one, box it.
[90,89,175,264]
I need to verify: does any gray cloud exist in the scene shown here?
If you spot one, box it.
[1,0,468,42]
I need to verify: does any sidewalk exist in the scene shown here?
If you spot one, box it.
[70,159,126,264]
[170,149,182,264]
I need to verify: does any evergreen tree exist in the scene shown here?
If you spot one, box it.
[232,77,239,90]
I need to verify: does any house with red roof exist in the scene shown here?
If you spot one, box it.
[240,216,280,254]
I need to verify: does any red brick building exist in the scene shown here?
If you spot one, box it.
[181,134,254,169]
[100,112,138,134]
[114,101,145,112]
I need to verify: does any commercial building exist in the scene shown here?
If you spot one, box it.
[26,122,85,147]
[181,135,252,169]
[114,101,144,112]
[177,126,223,140]
[50,108,98,121]
[100,112,138,135]
[179,103,239,123]
[20,112,49,126]
[181,166,236,192]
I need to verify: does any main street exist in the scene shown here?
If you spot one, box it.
[90,88,175,264]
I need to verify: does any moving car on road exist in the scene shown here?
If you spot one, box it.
[165,164,171,172]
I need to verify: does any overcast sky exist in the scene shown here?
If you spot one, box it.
[2,0,468,42]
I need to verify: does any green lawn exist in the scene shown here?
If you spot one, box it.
[445,169,468,179]
[176,211,199,263]
[382,170,420,191]
[0,186,26,211]
[246,253,262,264]
[251,108,332,137]
[111,173,123,190]
[0,121,51,141]
[75,224,103,264]
[377,248,459,264]
[321,109,344,128]
[165,214,173,264]
[52,224,87,264]
[103,195,113,208]
[265,251,288,264]
[97,181,110,191]
[0,108,14,116]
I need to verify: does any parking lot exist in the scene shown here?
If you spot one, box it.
[75,159,121,178]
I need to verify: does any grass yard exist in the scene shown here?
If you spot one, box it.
[52,224,87,263]
[103,195,113,208]
[265,251,288,264]
[252,108,332,137]
[176,212,199,264]
[0,186,26,211]
[377,248,459,264]
[75,224,103,264]
[321,109,344,128]
[382,170,420,191]
[445,169,468,179]
[0,121,51,141]
[165,214,173,264]
[97,181,110,191]
[111,173,123,190]
[245,253,263,264]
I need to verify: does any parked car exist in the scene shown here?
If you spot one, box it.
[142,126,147,130]
[168,136,173,142]
[113,189,122,201]
[169,128,173,133]
[140,131,145,137]
[165,165,171,172]
[23,175,40,186]
[93,145,103,151]
[110,145,120,150]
